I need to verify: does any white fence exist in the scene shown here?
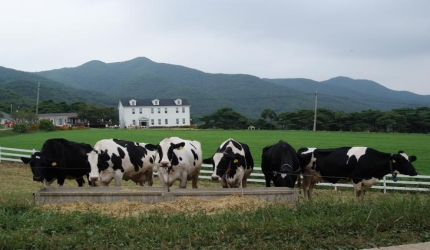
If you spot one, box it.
[1,146,429,193]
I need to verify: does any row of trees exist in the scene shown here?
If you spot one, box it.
[2,99,429,133]
[200,107,430,133]
[0,100,119,125]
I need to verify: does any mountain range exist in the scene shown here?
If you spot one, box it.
[1,57,429,119]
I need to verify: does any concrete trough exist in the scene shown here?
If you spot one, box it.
[33,187,299,205]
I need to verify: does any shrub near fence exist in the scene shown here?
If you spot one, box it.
[1,146,429,193]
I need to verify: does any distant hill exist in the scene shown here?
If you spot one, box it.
[1,57,430,119]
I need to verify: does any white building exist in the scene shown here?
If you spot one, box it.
[37,113,86,126]
[118,98,191,128]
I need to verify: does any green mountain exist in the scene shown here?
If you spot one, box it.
[1,57,429,119]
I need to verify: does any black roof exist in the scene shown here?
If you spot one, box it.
[119,99,190,107]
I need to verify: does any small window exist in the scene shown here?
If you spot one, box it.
[176,119,179,125]
[132,120,136,125]
[151,108,154,114]
[139,108,142,114]
[132,108,135,114]
[182,118,186,124]
[158,108,161,114]
[151,119,154,125]
[158,119,161,125]
[165,119,168,125]
[182,107,185,113]
[176,107,179,113]
[165,108,168,114]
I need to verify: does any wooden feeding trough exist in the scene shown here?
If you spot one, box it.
[33,187,299,205]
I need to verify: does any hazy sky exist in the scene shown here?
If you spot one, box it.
[1,0,429,95]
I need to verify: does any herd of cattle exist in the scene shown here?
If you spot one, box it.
[20,137,418,200]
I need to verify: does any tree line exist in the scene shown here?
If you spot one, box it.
[2,100,429,133]
[200,107,430,133]
[0,100,118,125]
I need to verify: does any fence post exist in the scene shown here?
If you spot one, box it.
[0,146,2,163]
[383,176,387,194]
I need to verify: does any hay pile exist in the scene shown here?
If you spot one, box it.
[36,196,282,217]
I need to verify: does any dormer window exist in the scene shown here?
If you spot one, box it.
[175,99,182,105]
[152,99,160,105]
[129,99,137,106]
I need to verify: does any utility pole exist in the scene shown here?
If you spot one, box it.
[313,90,317,131]
[36,82,40,115]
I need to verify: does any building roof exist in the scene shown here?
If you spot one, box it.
[0,111,11,119]
[38,113,79,118]
[119,99,190,107]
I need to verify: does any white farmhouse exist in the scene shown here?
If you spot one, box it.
[118,98,191,128]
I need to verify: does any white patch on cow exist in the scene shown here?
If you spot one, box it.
[399,152,409,161]
[281,173,287,178]
[35,156,40,159]
[346,147,367,164]
[300,148,316,155]
[211,139,246,179]
[210,152,224,180]
[224,167,245,188]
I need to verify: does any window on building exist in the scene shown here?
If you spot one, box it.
[182,118,186,124]
[176,107,179,113]
[132,108,135,114]
[139,108,142,114]
[165,119,168,125]
[182,107,185,113]
[151,108,154,114]
[176,119,179,125]
[132,120,136,125]
[158,119,161,125]
[165,108,168,113]
[151,119,154,125]
[158,108,161,114]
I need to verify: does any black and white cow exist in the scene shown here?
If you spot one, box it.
[21,138,93,187]
[203,138,254,188]
[297,147,418,200]
[261,140,301,188]
[153,137,202,189]
[88,139,157,186]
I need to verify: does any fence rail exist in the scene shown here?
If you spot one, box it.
[1,146,429,193]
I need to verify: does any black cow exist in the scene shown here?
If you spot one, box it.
[21,138,94,187]
[203,138,254,188]
[261,140,301,188]
[297,147,418,200]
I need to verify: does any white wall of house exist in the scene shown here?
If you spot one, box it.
[118,99,191,128]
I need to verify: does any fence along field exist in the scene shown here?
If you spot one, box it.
[1,144,429,193]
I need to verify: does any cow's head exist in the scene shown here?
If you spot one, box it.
[204,147,245,182]
[156,140,186,169]
[272,164,301,188]
[21,152,58,182]
[87,149,112,181]
[390,151,418,176]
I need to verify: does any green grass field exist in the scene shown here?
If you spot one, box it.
[1,128,428,174]
[0,129,430,249]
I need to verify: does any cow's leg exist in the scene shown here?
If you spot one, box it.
[352,182,364,202]
[264,174,272,187]
[179,173,188,188]
[43,179,51,188]
[191,174,198,189]
[76,177,85,187]
[57,178,66,187]
[147,171,153,187]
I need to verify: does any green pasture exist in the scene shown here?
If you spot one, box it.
[0,128,429,174]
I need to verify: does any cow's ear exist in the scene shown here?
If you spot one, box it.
[21,157,31,164]
[176,142,186,150]
[145,144,158,151]
[409,156,417,162]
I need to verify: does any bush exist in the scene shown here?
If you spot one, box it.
[38,120,55,132]
[12,123,29,133]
